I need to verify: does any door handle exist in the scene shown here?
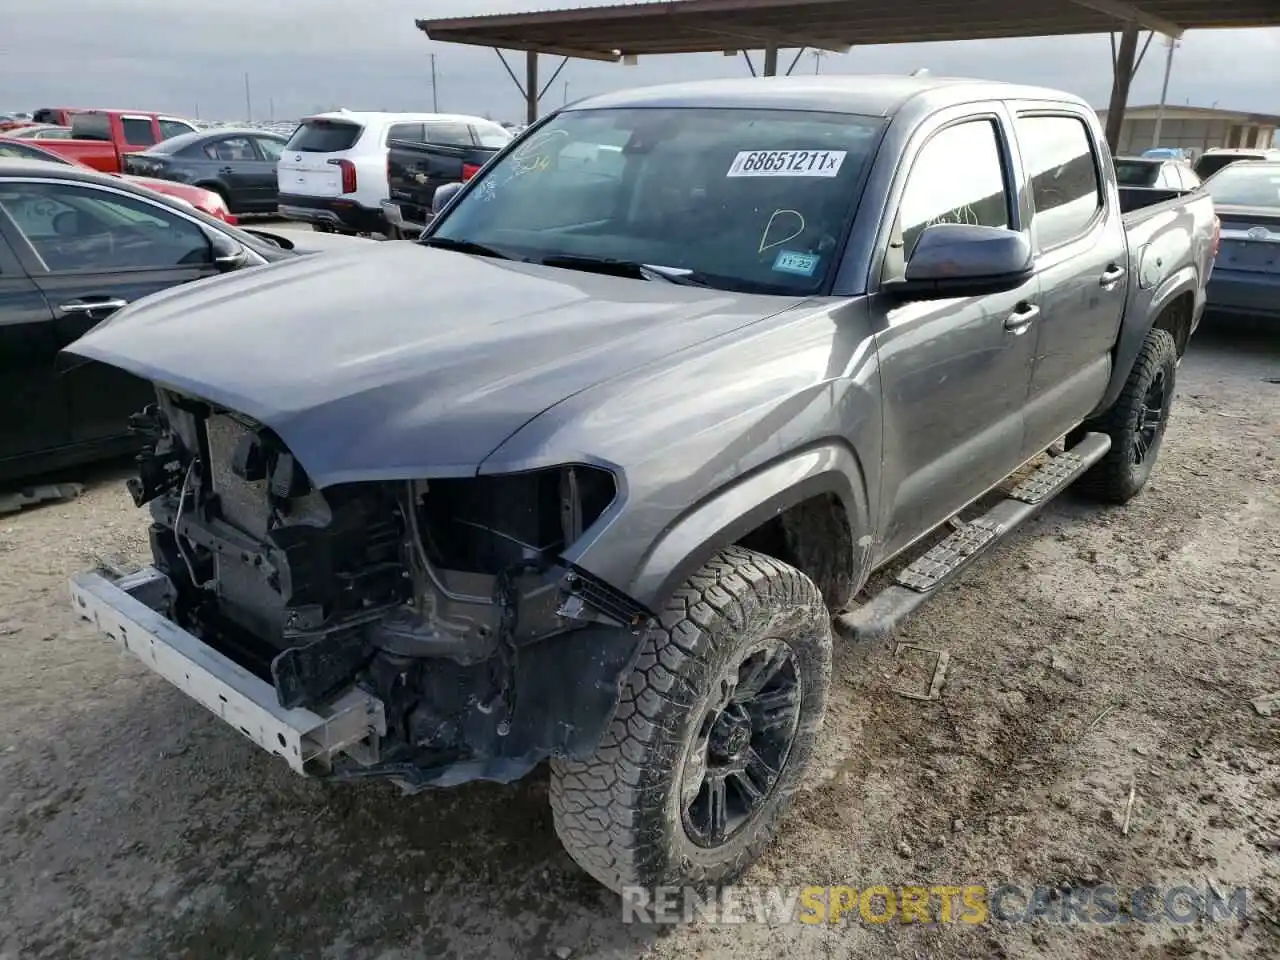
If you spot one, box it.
[58,298,129,315]
[1004,302,1040,334]
[1099,264,1126,288]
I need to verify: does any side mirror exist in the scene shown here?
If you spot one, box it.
[431,181,463,216]
[209,230,248,270]
[885,223,1033,299]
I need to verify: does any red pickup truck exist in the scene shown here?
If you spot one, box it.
[32,110,199,173]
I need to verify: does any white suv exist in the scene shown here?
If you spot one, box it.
[276,110,509,235]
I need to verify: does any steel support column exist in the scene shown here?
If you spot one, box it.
[762,43,778,76]
[1104,24,1139,153]
[525,51,539,125]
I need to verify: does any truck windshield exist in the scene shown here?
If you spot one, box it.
[428,107,885,295]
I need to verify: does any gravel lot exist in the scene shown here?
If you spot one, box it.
[1,324,1276,960]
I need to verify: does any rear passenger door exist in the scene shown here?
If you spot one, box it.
[0,223,67,469]
[1012,110,1128,457]
[207,135,267,209]
[0,178,220,446]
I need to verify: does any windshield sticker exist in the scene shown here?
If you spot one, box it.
[728,149,847,178]
[773,250,820,277]
[758,209,806,253]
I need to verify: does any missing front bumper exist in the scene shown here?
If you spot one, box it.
[68,567,386,775]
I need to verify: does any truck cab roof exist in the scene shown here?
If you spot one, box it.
[569,74,1091,118]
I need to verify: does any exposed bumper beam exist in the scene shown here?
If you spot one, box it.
[1066,0,1183,37]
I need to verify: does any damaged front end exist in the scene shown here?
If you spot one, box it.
[117,391,651,789]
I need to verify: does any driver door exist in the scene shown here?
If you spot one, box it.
[870,111,1041,561]
[0,178,219,445]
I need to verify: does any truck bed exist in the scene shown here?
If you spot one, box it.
[1118,184,1199,220]
[385,139,500,233]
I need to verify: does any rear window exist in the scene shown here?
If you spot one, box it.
[1114,159,1160,187]
[474,122,514,149]
[285,119,363,153]
[121,117,157,147]
[386,123,425,144]
[159,118,197,140]
[1195,153,1264,179]
[424,122,474,146]
[143,131,205,156]
[70,112,111,142]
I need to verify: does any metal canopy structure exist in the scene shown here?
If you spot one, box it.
[416,0,1280,134]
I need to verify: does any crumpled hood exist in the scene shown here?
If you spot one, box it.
[65,242,797,486]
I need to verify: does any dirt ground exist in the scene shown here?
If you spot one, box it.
[0,325,1276,960]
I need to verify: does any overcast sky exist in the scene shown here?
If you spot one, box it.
[2,1,1277,123]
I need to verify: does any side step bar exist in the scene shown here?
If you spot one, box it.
[835,431,1111,646]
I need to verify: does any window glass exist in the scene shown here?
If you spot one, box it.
[386,123,425,144]
[69,113,111,142]
[1114,159,1160,187]
[121,117,158,147]
[0,140,71,164]
[0,181,211,272]
[1016,115,1102,248]
[899,119,1011,258]
[159,118,197,140]
[255,137,284,161]
[433,106,883,295]
[424,122,474,146]
[472,122,513,149]
[203,136,257,162]
[285,120,363,153]
[1202,164,1280,209]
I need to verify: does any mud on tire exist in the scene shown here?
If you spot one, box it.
[549,545,832,894]
[1071,327,1178,505]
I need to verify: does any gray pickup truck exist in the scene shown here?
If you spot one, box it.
[66,76,1217,895]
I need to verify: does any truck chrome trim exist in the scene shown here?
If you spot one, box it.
[68,568,385,775]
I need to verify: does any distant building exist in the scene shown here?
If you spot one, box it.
[1097,104,1280,158]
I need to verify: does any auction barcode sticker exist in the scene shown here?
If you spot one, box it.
[726,150,847,178]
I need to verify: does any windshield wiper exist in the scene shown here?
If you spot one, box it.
[419,236,512,260]
[538,254,711,286]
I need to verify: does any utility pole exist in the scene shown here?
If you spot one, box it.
[811,50,826,74]
[269,96,275,122]
[563,80,569,105]
[244,72,252,122]
[430,54,439,112]
[1151,35,1178,148]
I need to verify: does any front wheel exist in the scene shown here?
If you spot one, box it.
[1071,327,1178,504]
[549,546,832,894]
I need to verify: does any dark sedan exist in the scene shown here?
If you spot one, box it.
[0,159,368,483]
[120,128,288,215]
[1201,160,1280,321]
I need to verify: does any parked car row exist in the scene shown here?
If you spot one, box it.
[5,107,515,237]
[0,160,372,483]
[0,138,237,222]
[274,110,513,235]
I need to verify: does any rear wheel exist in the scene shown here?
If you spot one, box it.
[549,546,832,893]
[1071,328,1178,504]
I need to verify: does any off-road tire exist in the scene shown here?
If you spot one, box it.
[549,546,832,894]
[1071,328,1178,504]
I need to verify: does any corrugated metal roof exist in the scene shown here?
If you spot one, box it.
[417,0,1280,60]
